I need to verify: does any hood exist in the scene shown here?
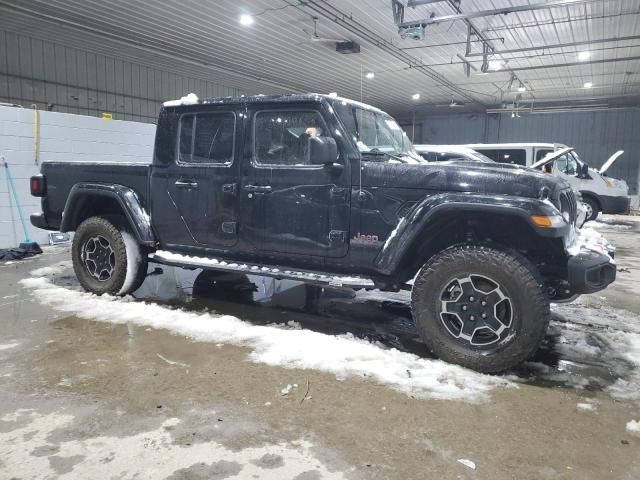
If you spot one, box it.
[599,150,624,174]
[362,160,570,201]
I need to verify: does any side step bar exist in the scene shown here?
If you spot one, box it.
[148,250,376,289]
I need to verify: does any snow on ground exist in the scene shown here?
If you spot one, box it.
[0,408,343,479]
[589,220,633,231]
[29,261,73,278]
[0,342,20,352]
[627,420,640,435]
[19,273,510,403]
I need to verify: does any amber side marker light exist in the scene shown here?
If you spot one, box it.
[530,214,553,227]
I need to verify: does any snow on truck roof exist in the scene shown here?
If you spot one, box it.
[162,92,385,113]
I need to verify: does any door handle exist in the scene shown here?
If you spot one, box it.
[243,184,272,193]
[175,179,198,189]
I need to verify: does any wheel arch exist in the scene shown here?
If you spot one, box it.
[61,183,155,246]
[375,194,566,282]
[580,191,601,210]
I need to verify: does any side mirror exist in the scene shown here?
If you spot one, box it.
[309,136,339,165]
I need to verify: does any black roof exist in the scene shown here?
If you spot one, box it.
[163,93,385,114]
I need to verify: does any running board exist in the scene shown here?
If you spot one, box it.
[148,250,376,289]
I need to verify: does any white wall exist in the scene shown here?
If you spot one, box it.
[0,105,155,248]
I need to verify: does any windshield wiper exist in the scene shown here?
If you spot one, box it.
[364,148,405,162]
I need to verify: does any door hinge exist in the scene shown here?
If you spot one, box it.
[222,221,237,234]
[222,183,238,196]
[329,230,346,243]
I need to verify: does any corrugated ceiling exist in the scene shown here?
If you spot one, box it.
[1,0,639,115]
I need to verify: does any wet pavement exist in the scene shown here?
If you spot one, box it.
[1,215,640,479]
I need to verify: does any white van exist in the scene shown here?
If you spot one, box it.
[465,143,630,221]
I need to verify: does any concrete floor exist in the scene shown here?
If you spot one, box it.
[1,216,640,479]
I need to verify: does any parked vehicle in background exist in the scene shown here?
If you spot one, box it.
[414,145,494,163]
[30,93,617,373]
[465,143,630,221]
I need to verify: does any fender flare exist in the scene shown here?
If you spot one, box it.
[578,190,601,208]
[374,192,563,275]
[60,183,155,246]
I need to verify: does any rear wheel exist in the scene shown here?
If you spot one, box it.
[411,245,549,373]
[72,216,147,295]
[583,197,599,222]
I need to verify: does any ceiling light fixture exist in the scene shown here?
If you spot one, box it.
[365,71,375,79]
[412,93,420,100]
[584,81,593,89]
[578,51,591,61]
[518,83,526,92]
[239,14,254,26]
[488,59,505,71]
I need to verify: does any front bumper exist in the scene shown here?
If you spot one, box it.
[564,226,616,294]
[599,194,630,215]
[568,251,616,294]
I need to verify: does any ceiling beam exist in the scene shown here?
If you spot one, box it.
[466,35,640,57]
[399,0,601,27]
[504,55,640,72]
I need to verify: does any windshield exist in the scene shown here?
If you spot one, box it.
[333,101,425,163]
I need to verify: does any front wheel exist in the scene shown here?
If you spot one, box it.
[583,197,599,222]
[411,245,549,373]
[72,216,148,296]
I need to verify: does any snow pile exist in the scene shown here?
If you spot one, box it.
[20,273,510,402]
[163,93,199,107]
[627,420,640,435]
[566,226,614,261]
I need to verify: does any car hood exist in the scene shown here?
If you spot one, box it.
[599,150,624,174]
[363,160,570,201]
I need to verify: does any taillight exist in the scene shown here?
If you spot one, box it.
[30,175,46,197]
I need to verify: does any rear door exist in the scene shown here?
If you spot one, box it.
[239,103,350,259]
[152,107,241,250]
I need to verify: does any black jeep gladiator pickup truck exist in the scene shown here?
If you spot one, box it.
[30,93,616,372]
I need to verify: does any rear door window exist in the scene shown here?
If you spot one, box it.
[178,112,235,164]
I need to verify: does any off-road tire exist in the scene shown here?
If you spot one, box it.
[583,196,600,222]
[411,245,550,373]
[72,216,147,296]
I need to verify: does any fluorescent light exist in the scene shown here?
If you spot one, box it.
[584,81,593,89]
[328,92,338,97]
[488,59,504,71]
[578,51,591,61]
[412,93,420,100]
[239,14,254,26]
[365,71,375,79]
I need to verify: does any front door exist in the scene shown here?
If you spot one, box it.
[239,105,350,259]
[154,107,241,250]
